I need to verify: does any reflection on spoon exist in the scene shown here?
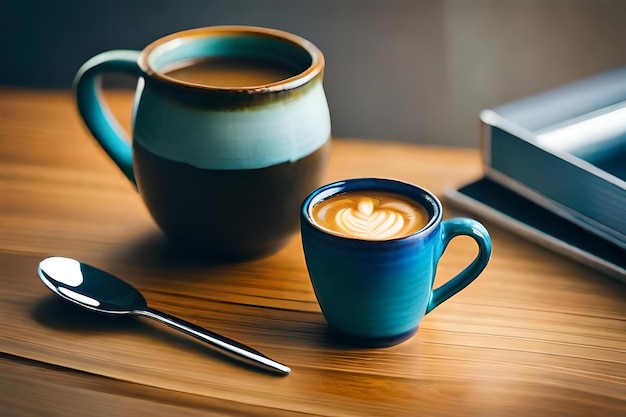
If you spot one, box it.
[38,256,290,376]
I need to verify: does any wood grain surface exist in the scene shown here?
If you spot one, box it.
[1,89,625,416]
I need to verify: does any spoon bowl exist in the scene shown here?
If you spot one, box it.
[38,256,290,375]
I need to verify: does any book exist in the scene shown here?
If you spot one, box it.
[479,67,626,249]
[444,177,625,283]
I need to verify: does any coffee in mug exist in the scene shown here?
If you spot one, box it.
[310,190,429,240]
[163,56,300,87]
[74,26,331,260]
[301,178,492,347]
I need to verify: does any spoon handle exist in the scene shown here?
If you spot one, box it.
[136,307,291,375]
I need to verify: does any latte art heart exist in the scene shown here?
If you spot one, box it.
[311,191,429,240]
[336,200,407,240]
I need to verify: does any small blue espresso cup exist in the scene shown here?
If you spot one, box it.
[300,178,492,347]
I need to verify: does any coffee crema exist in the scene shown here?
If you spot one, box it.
[164,57,300,88]
[311,191,429,240]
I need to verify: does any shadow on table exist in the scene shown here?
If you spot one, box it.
[32,295,142,333]
[110,229,298,272]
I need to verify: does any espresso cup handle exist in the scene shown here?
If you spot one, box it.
[74,50,142,185]
[426,218,492,314]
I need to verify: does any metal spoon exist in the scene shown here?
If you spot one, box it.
[37,256,290,375]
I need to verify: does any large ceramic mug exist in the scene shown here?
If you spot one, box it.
[74,26,331,259]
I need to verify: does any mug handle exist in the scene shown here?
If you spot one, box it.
[74,50,142,186]
[426,218,492,314]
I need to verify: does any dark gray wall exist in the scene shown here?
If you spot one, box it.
[2,0,625,147]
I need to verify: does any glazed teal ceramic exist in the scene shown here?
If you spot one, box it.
[74,26,331,259]
[300,178,492,347]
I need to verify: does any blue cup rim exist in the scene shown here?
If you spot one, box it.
[301,178,442,242]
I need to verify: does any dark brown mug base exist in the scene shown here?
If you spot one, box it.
[133,139,330,261]
[327,326,418,348]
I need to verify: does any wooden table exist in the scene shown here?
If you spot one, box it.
[1,89,625,416]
